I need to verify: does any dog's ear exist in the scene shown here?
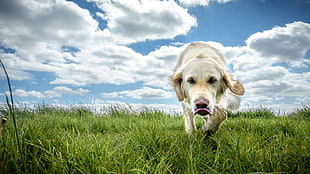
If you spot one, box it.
[223,72,245,96]
[171,70,185,101]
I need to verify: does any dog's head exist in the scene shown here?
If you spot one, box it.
[171,58,244,117]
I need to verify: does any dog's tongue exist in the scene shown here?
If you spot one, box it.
[194,108,211,116]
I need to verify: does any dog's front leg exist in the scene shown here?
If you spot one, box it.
[182,103,197,134]
[202,107,226,136]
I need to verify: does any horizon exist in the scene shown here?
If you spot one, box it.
[0,0,310,114]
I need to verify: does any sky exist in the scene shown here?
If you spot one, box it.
[0,0,309,114]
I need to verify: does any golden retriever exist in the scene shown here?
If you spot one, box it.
[171,42,244,135]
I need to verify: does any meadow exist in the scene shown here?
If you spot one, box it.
[0,105,309,174]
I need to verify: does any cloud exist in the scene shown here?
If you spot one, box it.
[0,0,99,49]
[240,68,310,105]
[235,66,289,82]
[239,22,310,101]
[178,0,234,7]
[101,87,174,100]
[12,87,90,99]
[246,21,310,64]
[296,97,310,105]
[120,87,174,99]
[14,89,45,98]
[93,0,197,44]
[0,0,309,113]
[45,87,89,98]
[101,92,119,99]
[136,45,186,89]
[0,0,101,81]
[245,96,273,103]
[0,0,195,89]
[50,44,140,86]
[204,22,310,110]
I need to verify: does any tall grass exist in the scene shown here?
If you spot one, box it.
[0,104,309,173]
[0,59,23,167]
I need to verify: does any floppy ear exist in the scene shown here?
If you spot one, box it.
[171,70,185,101]
[223,73,245,96]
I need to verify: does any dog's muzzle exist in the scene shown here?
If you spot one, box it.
[193,98,211,116]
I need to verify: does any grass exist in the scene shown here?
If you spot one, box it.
[0,105,309,173]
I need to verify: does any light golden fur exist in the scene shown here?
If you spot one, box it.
[171,42,244,135]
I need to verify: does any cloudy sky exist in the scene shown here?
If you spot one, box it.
[0,0,309,113]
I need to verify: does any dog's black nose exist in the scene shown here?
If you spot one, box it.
[194,98,209,109]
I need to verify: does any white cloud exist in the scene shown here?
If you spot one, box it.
[296,97,310,105]
[120,87,174,99]
[206,22,310,111]
[243,23,309,100]
[304,72,310,81]
[240,101,302,114]
[0,0,309,113]
[45,87,89,98]
[50,44,140,86]
[100,87,174,100]
[0,0,195,89]
[246,21,310,64]
[93,0,197,44]
[235,66,289,82]
[234,57,310,98]
[0,0,99,49]
[245,96,273,103]
[136,44,186,89]
[101,92,119,99]
[14,89,45,98]
[178,0,234,7]
[0,0,101,81]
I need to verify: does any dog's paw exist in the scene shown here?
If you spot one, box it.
[211,107,227,123]
[202,107,227,136]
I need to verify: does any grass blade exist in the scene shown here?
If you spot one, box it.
[0,60,22,158]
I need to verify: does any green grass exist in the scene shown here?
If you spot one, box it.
[0,105,309,173]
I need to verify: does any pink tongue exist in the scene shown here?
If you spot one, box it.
[194,108,211,116]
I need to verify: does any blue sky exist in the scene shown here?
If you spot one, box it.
[0,0,309,113]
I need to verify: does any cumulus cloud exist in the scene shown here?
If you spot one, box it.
[202,22,310,110]
[101,92,119,99]
[101,87,174,100]
[246,21,310,64]
[120,87,174,99]
[12,87,90,99]
[136,45,186,89]
[93,0,197,43]
[45,87,89,98]
[245,96,273,103]
[50,44,141,86]
[14,89,45,98]
[178,0,234,7]
[0,0,309,112]
[0,0,99,49]
[0,0,101,82]
[236,66,289,82]
[0,0,196,90]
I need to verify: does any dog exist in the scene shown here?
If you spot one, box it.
[171,42,244,135]
[0,118,7,135]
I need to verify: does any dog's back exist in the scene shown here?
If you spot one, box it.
[174,42,226,71]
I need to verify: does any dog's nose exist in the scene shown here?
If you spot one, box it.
[194,98,209,109]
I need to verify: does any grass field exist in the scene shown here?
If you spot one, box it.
[0,105,309,173]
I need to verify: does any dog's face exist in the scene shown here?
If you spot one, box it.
[172,58,244,117]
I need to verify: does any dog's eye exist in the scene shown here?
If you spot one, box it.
[207,77,217,84]
[187,78,196,84]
